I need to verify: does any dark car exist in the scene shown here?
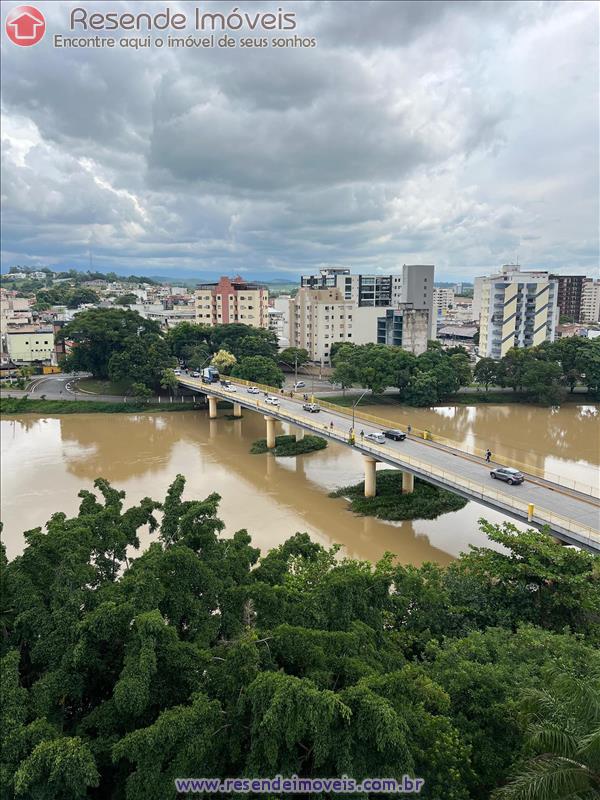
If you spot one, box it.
[384,429,406,442]
[490,467,525,485]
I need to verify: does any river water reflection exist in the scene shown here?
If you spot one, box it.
[1,403,597,564]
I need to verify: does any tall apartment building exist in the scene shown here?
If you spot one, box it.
[376,306,429,355]
[195,276,269,328]
[478,265,559,359]
[299,264,435,337]
[580,279,600,323]
[549,274,586,322]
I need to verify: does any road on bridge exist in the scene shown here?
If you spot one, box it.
[179,376,600,551]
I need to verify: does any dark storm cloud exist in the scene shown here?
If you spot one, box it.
[1,0,598,278]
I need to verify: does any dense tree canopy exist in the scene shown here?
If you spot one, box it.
[61,309,163,380]
[231,356,285,388]
[1,479,598,800]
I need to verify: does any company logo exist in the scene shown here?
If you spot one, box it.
[5,5,46,46]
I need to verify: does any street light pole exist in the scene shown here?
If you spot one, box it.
[351,389,368,431]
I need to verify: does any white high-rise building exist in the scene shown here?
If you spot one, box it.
[478,265,559,359]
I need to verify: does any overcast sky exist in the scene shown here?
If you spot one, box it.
[1,0,598,280]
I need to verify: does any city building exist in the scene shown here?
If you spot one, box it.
[444,297,476,324]
[5,325,55,364]
[267,307,288,347]
[433,287,455,318]
[477,265,559,359]
[132,302,196,328]
[300,265,435,338]
[289,287,385,364]
[549,274,586,322]
[580,279,600,323]
[556,322,588,339]
[0,290,33,333]
[195,276,269,328]
[376,306,429,355]
[399,265,435,339]
[438,325,478,347]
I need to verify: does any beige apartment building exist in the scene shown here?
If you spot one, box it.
[580,279,600,323]
[289,287,420,364]
[195,276,269,328]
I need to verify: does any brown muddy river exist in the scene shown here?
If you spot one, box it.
[1,403,598,564]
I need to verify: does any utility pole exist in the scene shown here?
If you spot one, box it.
[351,389,369,431]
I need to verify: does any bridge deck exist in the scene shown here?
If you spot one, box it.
[179,377,600,552]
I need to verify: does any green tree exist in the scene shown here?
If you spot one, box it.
[185,345,212,371]
[14,737,99,800]
[330,361,356,395]
[166,323,212,360]
[128,382,153,399]
[210,325,278,360]
[501,348,533,392]
[108,337,175,391]
[474,358,500,391]
[61,309,162,379]
[211,349,237,375]
[405,372,440,406]
[160,369,178,397]
[232,356,284,387]
[278,348,310,370]
[493,671,600,800]
[114,293,138,306]
[521,360,566,405]
[65,288,99,309]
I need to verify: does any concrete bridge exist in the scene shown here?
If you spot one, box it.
[178,376,600,554]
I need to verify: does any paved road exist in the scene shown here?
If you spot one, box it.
[179,376,600,551]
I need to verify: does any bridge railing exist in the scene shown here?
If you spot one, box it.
[179,376,600,503]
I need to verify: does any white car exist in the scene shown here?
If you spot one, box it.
[190,371,200,378]
[173,369,181,376]
[265,396,280,406]
[247,386,260,394]
[225,384,237,392]
[365,431,386,444]
[293,381,306,389]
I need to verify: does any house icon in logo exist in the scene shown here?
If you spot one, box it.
[5,5,46,46]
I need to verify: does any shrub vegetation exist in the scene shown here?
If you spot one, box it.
[330,470,467,520]
[250,433,327,456]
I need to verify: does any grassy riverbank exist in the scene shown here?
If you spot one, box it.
[0,397,213,415]
[251,433,327,456]
[330,470,467,521]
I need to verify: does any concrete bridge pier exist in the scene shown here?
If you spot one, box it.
[402,471,414,494]
[296,428,305,440]
[364,456,378,498]
[264,416,276,449]
[208,395,218,419]
[233,402,242,418]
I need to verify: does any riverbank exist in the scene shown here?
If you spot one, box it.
[251,433,327,456]
[0,397,228,415]
[330,470,467,521]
